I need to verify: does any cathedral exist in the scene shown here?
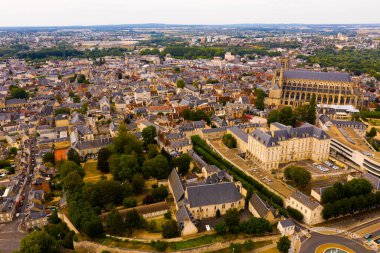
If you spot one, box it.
[265,59,362,108]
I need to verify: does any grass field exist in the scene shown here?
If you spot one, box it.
[208,240,273,253]
[83,160,112,183]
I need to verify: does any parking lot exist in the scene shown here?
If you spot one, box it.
[293,160,348,177]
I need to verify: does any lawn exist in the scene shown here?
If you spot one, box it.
[83,160,112,183]
[208,240,273,253]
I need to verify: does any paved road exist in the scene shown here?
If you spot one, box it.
[0,218,25,253]
[300,232,375,253]
[349,217,380,233]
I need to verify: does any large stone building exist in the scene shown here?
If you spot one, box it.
[247,122,330,170]
[265,60,361,108]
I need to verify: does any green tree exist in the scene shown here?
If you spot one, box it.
[279,107,296,127]
[16,230,58,253]
[267,109,280,126]
[254,88,267,110]
[142,126,157,145]
[240,217,271,235]
[222,134,237,149]
[277,236,291,253]
[142,155,170,179]
[67,148,81,165]
[10,87,28,99]
[224,208,240,233]
[172,153,191,174]
[284,166,311,189]
[286,206,303,221]
[151,186,168,202]
[123,197,137,208]
[62,171,83,192]
[59,161,84,178]
[215,220,227,235]
[132,174,145,194]
[367,127,377,138]
[307,94,317,124]
[162,220,180,238]
[42,152,55,165]
[97,147,111,173]
[176,79,186,88]
[125,209,142,233]
[107,209,125,235]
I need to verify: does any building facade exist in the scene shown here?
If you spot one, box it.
[265,60,361,108]
[247,123,330,170]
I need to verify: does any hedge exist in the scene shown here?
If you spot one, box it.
[286,207,303,221]
[191,135,286,215]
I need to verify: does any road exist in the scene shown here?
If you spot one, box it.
[0,216,25,253]
[299,232,375,253]
[0,137,36,253]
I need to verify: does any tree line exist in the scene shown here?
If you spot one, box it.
[321,179,380,220]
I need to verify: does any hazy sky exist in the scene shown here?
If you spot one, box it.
[1,0,379,26]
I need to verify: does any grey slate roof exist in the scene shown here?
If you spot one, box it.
[168,169,185,203]
[279,218,295,228]
[228,126,248,144]
[252,123,329,147]
[283,70,351,82]
[186,182,242,208]
[291,191,320,210]
[249,193,277,218]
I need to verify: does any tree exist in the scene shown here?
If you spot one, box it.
[118,154,139,182]
[224,208,240,232]
[277,236,291,253]
[172,154,191,174]
[125,209,141,233]
[215,220,227,235]
[151,186,168,202]
[142,126,157,145]
[307,94,317,124]
[43,152,55,165]
[240,217,271,235]
[10,87,28,99]
[59,161,84,178]
[61,171,83,192]
[123,197,137,208]
[279,107,296,127]
[267,110,280,126]
[67,148,81,165]
[142,155,170,179]
[97,147,111,173]
[367,127,377,138]
[147,144,159,159]
[286,207,303,221]
[254,88,267,110]
[222,134,237,149]
[284,166,311,189]
[17,230,58,253]
[107,209,125,235]
[176,79,185,88]
[162,220,180,238]
[132,174,145,194]
[81,215,104,238]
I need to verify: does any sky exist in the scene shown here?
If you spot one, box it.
[0,0,379,27]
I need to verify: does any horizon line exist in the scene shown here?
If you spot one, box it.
[1,22,380,29]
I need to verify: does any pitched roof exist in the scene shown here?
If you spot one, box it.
[284,70,351,82]
[291,191,320,210]
[249,193,277,218]
[186,182,242,208]
[168,169,185,202]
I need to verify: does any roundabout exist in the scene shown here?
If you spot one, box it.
[299,232,375,253]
